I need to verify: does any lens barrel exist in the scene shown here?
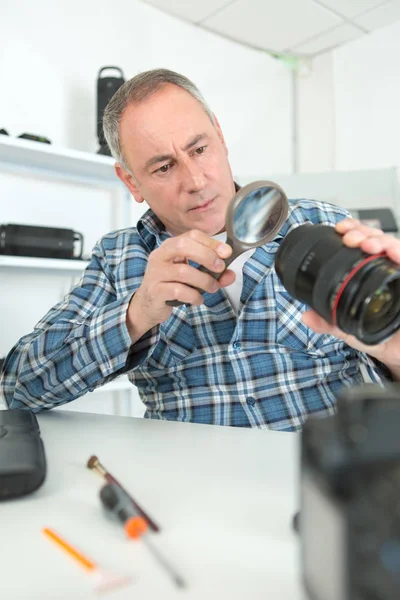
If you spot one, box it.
[275,224,400,344]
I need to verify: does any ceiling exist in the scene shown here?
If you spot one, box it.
[140,0,400,56]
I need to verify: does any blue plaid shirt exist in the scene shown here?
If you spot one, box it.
[0,199,386,430]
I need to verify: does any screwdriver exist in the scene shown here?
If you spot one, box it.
[87,454,160,532]
[99,482,186,589]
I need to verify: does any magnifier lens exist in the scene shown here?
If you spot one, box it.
[232,186,286,244]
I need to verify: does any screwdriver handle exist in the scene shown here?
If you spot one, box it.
[124,515,148,539]
[100,482,148,539]
[100,483,187,588]
[104,472,161,533]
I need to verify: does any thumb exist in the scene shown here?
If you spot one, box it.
[302,310,334,333]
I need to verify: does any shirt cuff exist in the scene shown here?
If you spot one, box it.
[123,325,161,371]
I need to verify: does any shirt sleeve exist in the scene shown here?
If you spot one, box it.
[0,240,160,412]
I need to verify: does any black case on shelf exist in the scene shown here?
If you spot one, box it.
[0,223,83,259]
[0,410,46,500]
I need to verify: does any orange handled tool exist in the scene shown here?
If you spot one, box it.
[100,483,186,588]
[99,483,149,539]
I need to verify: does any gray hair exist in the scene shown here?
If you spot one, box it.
[102,68,215,173]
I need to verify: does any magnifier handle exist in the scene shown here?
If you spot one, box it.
[198,263,226,280]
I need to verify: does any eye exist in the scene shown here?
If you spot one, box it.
[195,145,207,155]
[156,164,171,174]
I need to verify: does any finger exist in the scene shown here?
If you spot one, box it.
[343,230,400,262]
[166,265,236,295]
[177,229,232,258]
[335,217,361,234]
[159,233,231,273]
[336,219,400,262]
[341,227,384,248]
[168,262,221,295]
[336,217,384,236]
[186,229,232,258]
[218,269,236,288]
[302,310,336,334]
[161,282,204,306]
[302,309,383,356]
[385,242,400,264]
[359,234,400,262]
[168,264,236,294]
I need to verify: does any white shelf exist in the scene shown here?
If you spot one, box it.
[0,255,89,271]
[0,135,119,183]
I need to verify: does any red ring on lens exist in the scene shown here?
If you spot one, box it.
[331,253,386,327]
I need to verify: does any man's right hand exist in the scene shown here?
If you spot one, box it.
[125,229,235,343]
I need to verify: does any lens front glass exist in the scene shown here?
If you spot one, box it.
[362,279,400,336]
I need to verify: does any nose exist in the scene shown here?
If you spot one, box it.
[180,159,206,194]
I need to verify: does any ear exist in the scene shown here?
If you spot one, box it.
[115,163,145,204]
[213,114,228,154]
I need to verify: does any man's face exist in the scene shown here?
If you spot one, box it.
[116,84,236,236]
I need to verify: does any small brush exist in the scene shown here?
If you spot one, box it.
[87,455,160,533]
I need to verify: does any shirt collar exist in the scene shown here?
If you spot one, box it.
[137,208,171,252]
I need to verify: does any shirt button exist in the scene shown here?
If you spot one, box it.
[246,397,256,407]
[233,341,242,350]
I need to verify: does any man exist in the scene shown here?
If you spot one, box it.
[1,69,400,430]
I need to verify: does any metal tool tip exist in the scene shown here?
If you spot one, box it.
[175,576,187,589]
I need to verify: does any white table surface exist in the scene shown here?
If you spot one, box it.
[0,410,307,600]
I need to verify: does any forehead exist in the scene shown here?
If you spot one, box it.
[119,84,213,153]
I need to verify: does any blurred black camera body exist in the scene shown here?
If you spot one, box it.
[301,385,400,600]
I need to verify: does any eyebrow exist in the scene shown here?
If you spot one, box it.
[144,133,208,171]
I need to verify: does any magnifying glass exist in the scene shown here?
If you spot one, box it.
[166,180,289,307]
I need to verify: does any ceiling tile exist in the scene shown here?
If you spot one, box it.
[312,0,392,19]
[293,23,363,54]
[142,0,236,24]
[202,0,342,52]
[355,0,400,29]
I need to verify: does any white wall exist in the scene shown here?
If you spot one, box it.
[0,0,293,179]
[294,18,400,175]
[297,53,335,173]
[278,19,400,225]
[333,19,400,171]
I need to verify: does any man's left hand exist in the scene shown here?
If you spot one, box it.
[302,218,400,379]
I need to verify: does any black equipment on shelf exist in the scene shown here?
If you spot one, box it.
[350,207,398,234]
[96,66,125,156]
[17,133,51,144]
[0,224,84,260]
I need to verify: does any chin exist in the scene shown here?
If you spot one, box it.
[187,211,226,237]
[199,216,224,236]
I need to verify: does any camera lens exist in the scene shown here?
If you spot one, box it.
[363,281,400,336]
[274,224,400,344]
[367,287,392,318]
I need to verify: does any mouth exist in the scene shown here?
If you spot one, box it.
[189,196,217,213]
